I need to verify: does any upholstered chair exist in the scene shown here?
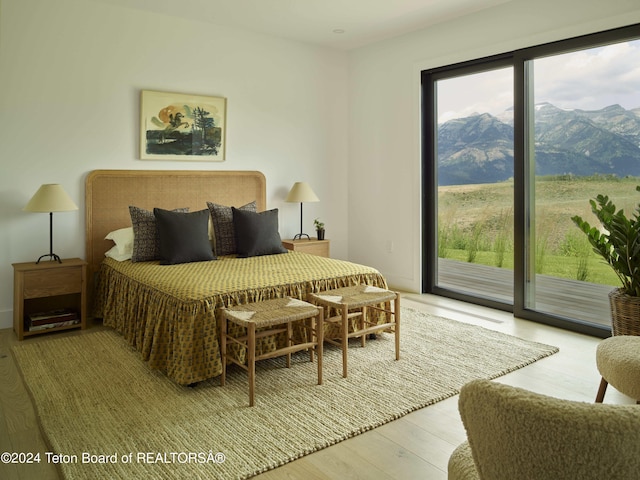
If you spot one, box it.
[448,379,640,480]
[595,335,640,403]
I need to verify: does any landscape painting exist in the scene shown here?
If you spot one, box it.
[140,90,226,161]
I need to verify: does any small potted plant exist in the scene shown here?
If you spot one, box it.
[314,218,325,240]
[572,186,640,335]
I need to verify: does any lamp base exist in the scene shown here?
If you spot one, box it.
[36,253,62,264]
[293,233,311,240]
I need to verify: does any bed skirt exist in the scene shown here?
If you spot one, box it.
[94,252,388,385]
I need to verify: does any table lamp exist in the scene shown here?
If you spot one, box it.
[24,184,78,263]
[285,181,319,240]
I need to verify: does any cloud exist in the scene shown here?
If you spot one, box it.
[534,41,640,111]
[437,67,512,123]
[437,39,640,123]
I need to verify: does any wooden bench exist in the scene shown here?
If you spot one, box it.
[220,297,324,406]
[308,285,399,378]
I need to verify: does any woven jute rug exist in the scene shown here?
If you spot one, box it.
[13,307,558,479]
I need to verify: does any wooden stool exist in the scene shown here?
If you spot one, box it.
[308,285,399,378]
[595,335,640,404]
[220,297,323,406]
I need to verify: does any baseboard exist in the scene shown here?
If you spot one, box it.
[0,309,13,330]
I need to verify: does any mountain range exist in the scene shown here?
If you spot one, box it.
[437,103,640,186]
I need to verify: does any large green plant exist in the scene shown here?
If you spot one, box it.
[571,186,640,297]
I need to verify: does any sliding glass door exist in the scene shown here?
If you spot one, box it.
[434,66,514,305]
[422,26,640,335]
[524,40,640,327]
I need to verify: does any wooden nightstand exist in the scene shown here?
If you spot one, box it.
[13,258,87,340]
[282,238,330,258]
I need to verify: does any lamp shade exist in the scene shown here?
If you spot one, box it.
[285,182,319,203]
[24,184,78,213]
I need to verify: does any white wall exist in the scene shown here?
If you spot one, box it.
[0,0,349,329]
[348,0,640,293]
[2,0,639,331]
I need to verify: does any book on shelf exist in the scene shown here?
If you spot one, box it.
[26,309,79,329]
[28,318,80,332]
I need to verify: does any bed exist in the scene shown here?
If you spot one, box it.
[87,170,388,385]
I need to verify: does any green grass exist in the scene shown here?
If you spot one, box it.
[437,174,640,288]
[442,249,619,286]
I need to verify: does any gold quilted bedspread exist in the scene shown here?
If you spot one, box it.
[94,251,387,385]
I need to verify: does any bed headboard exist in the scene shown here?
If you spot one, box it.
[85,169,266,299]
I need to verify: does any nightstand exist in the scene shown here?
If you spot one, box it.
[13,258,87,340]
[282,238,330,258]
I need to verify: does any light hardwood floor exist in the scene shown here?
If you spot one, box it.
[0,294,630,480]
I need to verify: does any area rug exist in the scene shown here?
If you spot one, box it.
[13,307,558,479]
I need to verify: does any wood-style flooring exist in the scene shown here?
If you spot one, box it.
[0,294,630,480]
[437,258,612,327]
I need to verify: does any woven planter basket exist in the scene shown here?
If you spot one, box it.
[609,288,640,336]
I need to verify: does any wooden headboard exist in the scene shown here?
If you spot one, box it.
[85,169,266,297]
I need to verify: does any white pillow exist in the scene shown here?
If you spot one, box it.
[105,227,134,255]
[104,245,132,261]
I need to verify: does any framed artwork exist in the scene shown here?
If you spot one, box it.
[140,90,226,161]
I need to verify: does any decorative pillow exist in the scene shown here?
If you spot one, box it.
[129,206,189,262]
[104,245,132,262]
[154,208,215,265]
[232,207,288,258]
[104,227,134,255]
[207,201,256,256]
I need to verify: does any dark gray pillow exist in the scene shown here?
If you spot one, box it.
[129,206,189,262]
[232,207,288,257]
[153,208,215,265]
[207,201,256,256]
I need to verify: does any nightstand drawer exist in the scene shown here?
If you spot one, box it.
[23,268,83,298]
[13,258,87,340]
[282,238,330,258]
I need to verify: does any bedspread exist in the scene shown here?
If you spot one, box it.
[94,251,388,385]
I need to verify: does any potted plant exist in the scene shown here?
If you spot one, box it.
[572,186,640,335]
[314,218,325,240]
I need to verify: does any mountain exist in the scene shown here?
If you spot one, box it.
[437,103,640,186]
[438,113,514,185]
[576,104,640,146]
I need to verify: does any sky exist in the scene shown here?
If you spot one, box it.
[437,39,640,124]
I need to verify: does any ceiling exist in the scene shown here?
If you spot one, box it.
[91,0,509,50]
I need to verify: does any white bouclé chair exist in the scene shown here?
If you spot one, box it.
[595,335,640,403]
[448,379,640,480]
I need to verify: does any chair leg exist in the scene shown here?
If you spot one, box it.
[286,321,292,368]
[394,294,400,361]
[342,305,348,378]
[308,317,315,363]
[248,323,256,407]
[595,377,608,403]
[220,314,227,386]
[317,308,323,386]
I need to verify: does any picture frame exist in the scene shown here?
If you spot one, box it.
[140,90,226,161]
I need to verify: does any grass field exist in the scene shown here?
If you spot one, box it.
[437,175,640,287]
